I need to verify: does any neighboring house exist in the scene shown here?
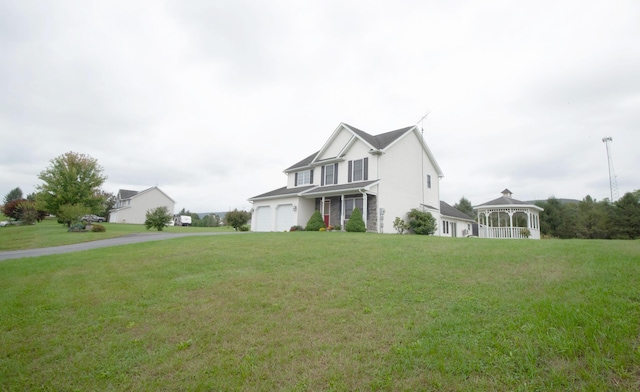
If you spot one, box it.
[248,123,444,233]
[109,186,176,224]
[439,201,475,237]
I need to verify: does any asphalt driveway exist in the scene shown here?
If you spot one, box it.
[0,232,245,261]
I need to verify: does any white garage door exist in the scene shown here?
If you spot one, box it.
[275,204,294,231]
[254,206,272,232]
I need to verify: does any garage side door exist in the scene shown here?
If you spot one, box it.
[275,204,294,231]
[254,206,272,232]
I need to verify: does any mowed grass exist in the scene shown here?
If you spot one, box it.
[0,217,233,251]
[1,233,639,391]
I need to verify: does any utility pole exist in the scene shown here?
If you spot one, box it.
[602,137,619,202]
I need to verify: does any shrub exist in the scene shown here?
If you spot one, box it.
[145,206,173,231]
[289,225,304,232]
[91,224,106,232]
[334,224,341,231]
[346,207,366,232]
[319,227,326,231]
[239,225,250,232]
[67,223,86,232]
[305,210,325,231]
[225,209,251,231]
[407,208,437,235]
[393,217,408,234]
[521,228,531,238]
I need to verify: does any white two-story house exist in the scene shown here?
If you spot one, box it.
[248,123,444,233]
[109,186,175,224]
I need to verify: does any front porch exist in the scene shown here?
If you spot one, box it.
[303,181,380,232]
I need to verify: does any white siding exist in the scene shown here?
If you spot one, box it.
[317,127,352,160]
[377,130,441,234]
[111,187,175,225]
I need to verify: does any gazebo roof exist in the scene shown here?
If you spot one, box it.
[474,190,543,211]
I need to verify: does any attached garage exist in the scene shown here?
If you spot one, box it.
[275,204,294,231]
[254,206,272,231]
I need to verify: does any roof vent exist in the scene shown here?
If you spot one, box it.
[501,188,513,198]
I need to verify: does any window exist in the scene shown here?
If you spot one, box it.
[348,157,368,182]
[345,198,363,219]
[322,164,338,185]
[295,170,312,186]
[443,220,449,234]
[427,174,431,189]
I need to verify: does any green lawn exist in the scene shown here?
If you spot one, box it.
[0,217,234,251]
[1,233,639,391]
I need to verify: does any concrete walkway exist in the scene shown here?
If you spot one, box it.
[0,231,245,261]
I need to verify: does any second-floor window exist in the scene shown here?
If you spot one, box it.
[427,174,432,189]
[295,170,312,186]
[348,157,368,182]
[321,163,338,185]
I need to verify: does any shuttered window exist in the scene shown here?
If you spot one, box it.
[322,164,338,186]
[348,158,368,182]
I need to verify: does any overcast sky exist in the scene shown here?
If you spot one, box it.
[1,0,638,213]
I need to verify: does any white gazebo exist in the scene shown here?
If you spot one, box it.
[474,189,544,239]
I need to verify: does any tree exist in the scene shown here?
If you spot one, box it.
[346,207,366,232]
[225,209,251,231]
[16,200,39,225]
[200,214,221,227]
[36,152,107,216]
[95,190,116,222]
[454,197,475,219]
[407,208,437,235]
[145,206,173,231]
[613,191,640,239]
[537,197,563,237]
[3,199,26,220]
[3,187,23,205]
[57,204,91,228]
[305,210,326,231]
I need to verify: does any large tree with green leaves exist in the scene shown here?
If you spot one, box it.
[36,152,107,216]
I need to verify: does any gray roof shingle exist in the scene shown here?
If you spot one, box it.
[249,185,316,200]
[286,124,414,171]
[440,201,474,221]
[118,189,138,199]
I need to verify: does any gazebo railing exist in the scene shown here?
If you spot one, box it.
[479,225,540,239]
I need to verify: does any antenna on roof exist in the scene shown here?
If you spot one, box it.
[416,111,430,134]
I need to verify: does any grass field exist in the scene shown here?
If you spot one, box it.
[0,217,233,251]
[1,232,639,390]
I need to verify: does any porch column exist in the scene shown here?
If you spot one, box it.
[340,194,345,229]
[321,196,325,215]
[362,193,368,229]
[508,210,514,238]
